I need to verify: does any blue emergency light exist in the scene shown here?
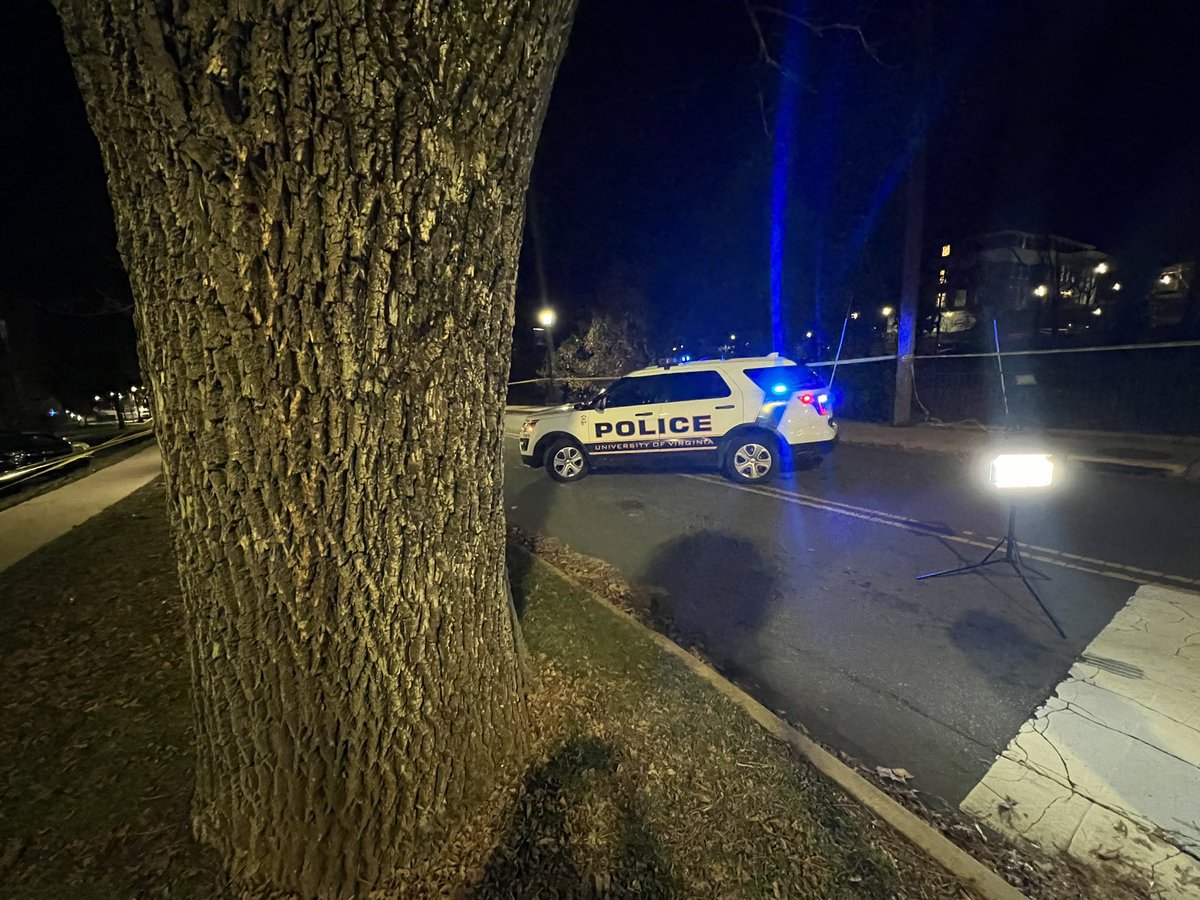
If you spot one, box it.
[772,383,788,394]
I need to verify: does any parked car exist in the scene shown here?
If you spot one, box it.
[0,431,81,475]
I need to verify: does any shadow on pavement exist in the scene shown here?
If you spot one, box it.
[476,734,673,898]
[948,607,1057,684]
[640,529,777,676]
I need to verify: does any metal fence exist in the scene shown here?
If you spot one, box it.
[508,341,1200,435]
[814,341,1200,434]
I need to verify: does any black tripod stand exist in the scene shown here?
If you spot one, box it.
[917,505,1067,639]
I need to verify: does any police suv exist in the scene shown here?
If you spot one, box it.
[519,355,837,483]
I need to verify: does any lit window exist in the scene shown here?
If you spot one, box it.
[941,244,951,258]
[936,291,947,308]
[938,268,947,285]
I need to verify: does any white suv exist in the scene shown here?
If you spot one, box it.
[519,355,837,483]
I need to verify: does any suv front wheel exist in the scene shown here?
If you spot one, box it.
[724,434,778,483]
[546,438,590,483]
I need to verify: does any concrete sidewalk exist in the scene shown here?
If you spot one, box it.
[0,444,162,574]
[963,584,1200,898]
[836,420,1200,478]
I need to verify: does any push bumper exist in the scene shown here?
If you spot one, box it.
[519,435,541,468]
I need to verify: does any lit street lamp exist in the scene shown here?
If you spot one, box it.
[130,385,146,422]
[536,308,558,404]
[880,306,894,317]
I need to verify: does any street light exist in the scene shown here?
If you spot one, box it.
[880,306,894,317]
[1033,284,1049,298]
[1112,282,1122,291]
[729,333,737,341]
[1094,261,1110,275]
[850,311,860,320]
[536,308,558,404]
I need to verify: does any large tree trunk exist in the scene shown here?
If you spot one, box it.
[52,1,574,894]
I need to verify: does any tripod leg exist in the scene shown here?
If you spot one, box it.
[1011,544,1067,639]
[978,533,1005,566]
[917,533,1007,580]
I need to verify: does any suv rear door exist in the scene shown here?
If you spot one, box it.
[653,369,741,450]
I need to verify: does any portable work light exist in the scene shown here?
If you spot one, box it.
[918,450,1066,639]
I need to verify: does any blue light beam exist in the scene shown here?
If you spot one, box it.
[769,13,806,355]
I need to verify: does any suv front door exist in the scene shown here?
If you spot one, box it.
[585,374,668,459]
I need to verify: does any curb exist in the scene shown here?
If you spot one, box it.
[513,547,1029,900]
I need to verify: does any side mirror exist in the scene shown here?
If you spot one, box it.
[596,395,607,412]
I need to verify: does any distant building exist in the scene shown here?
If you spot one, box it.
[926,231,1117,349]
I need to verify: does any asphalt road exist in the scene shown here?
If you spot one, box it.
[503,431,1200,806]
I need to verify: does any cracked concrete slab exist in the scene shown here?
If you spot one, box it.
[962,584,1200,898]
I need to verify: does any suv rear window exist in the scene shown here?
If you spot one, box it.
[742,365,825,394]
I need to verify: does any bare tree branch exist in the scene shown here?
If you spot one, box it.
[747,2,883,66]
[742,0,771,65]
[8,290,133,318]
[755,81,771,138]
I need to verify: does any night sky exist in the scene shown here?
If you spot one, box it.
[3,0,1198,397]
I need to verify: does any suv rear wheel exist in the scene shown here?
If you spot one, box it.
[546,438,590,483]
[725,434,778,483]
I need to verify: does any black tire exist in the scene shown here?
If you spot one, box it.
[545,438,590,483]
[723,433,779,483]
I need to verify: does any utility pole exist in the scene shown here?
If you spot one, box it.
[892,4,932,426]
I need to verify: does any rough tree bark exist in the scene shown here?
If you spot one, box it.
[51,1,575,894]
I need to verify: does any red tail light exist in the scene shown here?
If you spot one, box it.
[798,392,830,416]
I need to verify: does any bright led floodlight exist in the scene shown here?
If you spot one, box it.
[990,453,1054,490]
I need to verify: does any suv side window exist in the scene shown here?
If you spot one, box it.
[603,376,662,408]
[659,370,732,403]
